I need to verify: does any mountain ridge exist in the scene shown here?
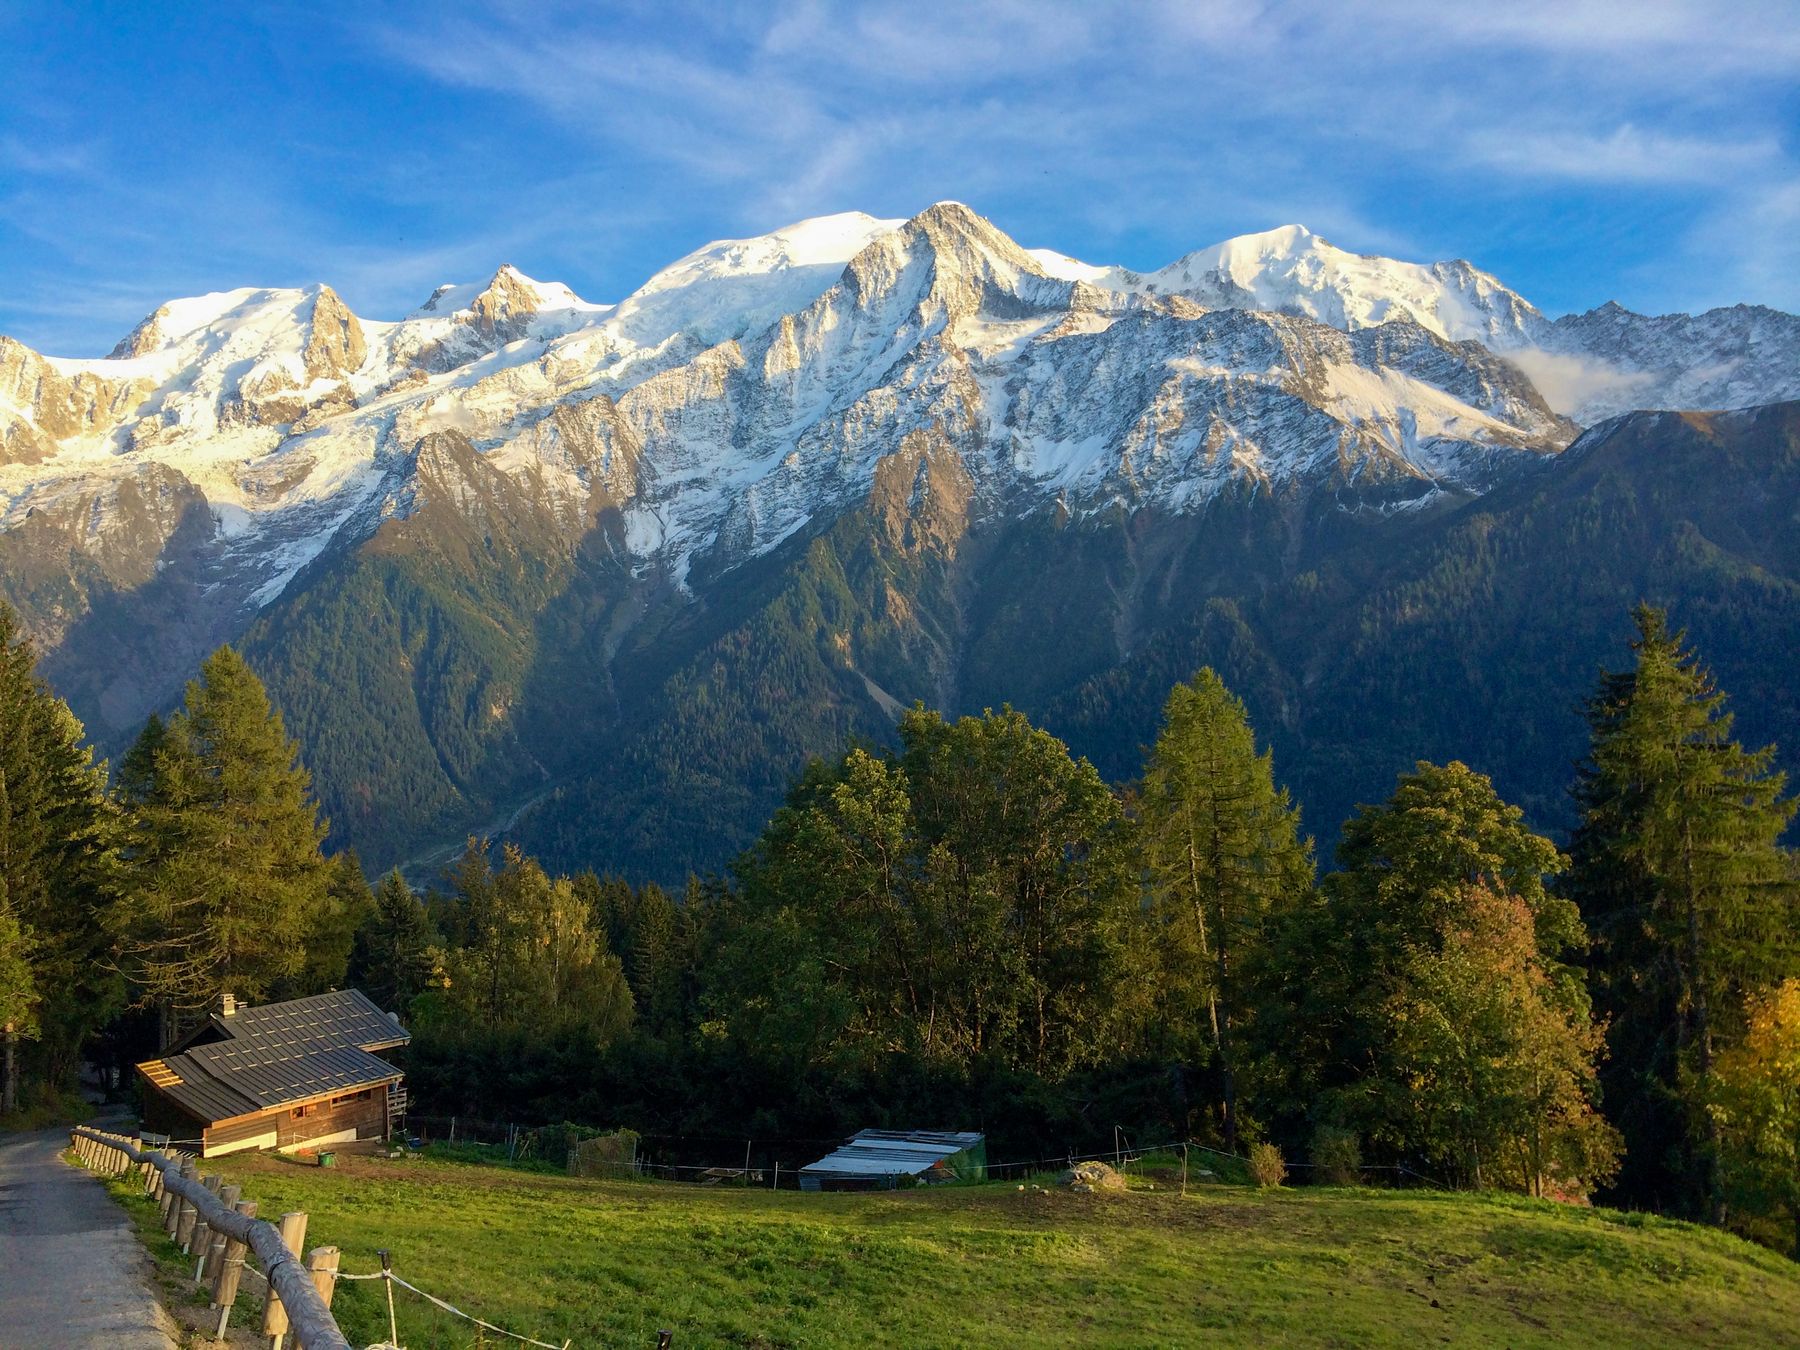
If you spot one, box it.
[3,202,1799,876]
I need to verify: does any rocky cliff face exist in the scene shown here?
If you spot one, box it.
[3,201,1797,872]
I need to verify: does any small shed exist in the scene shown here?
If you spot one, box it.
[135,989,410,1158]
[798,1129,987,1192]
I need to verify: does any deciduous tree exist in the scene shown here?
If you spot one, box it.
[1270,761,1608,1191]
[1708,980,1800,1256]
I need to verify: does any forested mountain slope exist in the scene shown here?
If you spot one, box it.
[502,401,1800,877]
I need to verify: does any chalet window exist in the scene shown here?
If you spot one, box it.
[292,1103,317,1119]
[329,1089,371,1106]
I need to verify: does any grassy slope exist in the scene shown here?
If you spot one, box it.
[157,1152,1800,1349]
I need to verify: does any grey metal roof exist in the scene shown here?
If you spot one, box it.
[799,1130,985,1178]
[140,1056,260,1123]
[184,1041,401,1108]
[137,988,409,1123]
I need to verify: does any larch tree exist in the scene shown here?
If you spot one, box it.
[1567,606,1799,1221]
[1137,667,1313,1150]
[115,646,332,1037]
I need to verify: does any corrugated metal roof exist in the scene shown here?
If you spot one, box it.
[799,1130,985,1177]
[135,987,409,1123]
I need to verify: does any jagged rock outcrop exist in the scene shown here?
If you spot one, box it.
[0,336,152,463]
[301,285,367,379]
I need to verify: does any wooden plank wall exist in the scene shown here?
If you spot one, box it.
[275,1087,388,1149]
[203,1114,280,1155]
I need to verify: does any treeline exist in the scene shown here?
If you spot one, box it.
[2,602,1797,1257]
[368,607,1800,1252]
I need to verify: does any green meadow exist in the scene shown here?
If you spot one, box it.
[102,1149,1800,1348]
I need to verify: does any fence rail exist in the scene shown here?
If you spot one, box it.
[68,1125,351,1350]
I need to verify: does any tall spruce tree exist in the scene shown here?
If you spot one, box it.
[0,906,33,1115]
[0,604,116,1111]
[1567,606,1799,1221]
[1137,668,1313,1149]
[116,647,332,1035]
[348,870,438,1014]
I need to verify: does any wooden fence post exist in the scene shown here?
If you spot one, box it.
[199,1183,240,1286]
[157,1156,180,1229]
[163,1156,184,1235]
[261,1210,309,1348]
[211,1198,257,1339]
[189,1174,222,1267]
[167,1157,197,1240]
[306,1245,341,1311]
[175,1160,203,1251]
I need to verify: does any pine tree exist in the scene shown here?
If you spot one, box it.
[116,647,332,1030]
[1137,668,1313,1149]
[1567,606,1799,1221]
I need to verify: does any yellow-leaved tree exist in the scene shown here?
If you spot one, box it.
[1709,980,1800,1257]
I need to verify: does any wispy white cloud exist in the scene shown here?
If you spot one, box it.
[352,0,1800,308]
[2,0,1796,350]
[1461,125,1783,187]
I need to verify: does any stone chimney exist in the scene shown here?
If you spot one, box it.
[221,991,238,1017]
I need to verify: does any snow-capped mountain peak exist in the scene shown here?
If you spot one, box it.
[412,266,605,329]
[605,210,904,349]
[3,198,1797,690]
[1131,225,1546,351]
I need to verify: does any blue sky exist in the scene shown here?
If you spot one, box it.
[3,0,1797,354]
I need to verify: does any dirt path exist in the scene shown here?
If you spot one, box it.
[0,1121,177,1348]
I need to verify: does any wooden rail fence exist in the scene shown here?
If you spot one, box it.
[69,1125,351,1350]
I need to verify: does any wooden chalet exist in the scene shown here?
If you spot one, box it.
[136,989,410,1158]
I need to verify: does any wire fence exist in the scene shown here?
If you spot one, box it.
[401,1117,1446,1193]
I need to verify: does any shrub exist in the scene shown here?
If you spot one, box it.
[1311,1125,1362,1186]
[1249,1141,1287,1188]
